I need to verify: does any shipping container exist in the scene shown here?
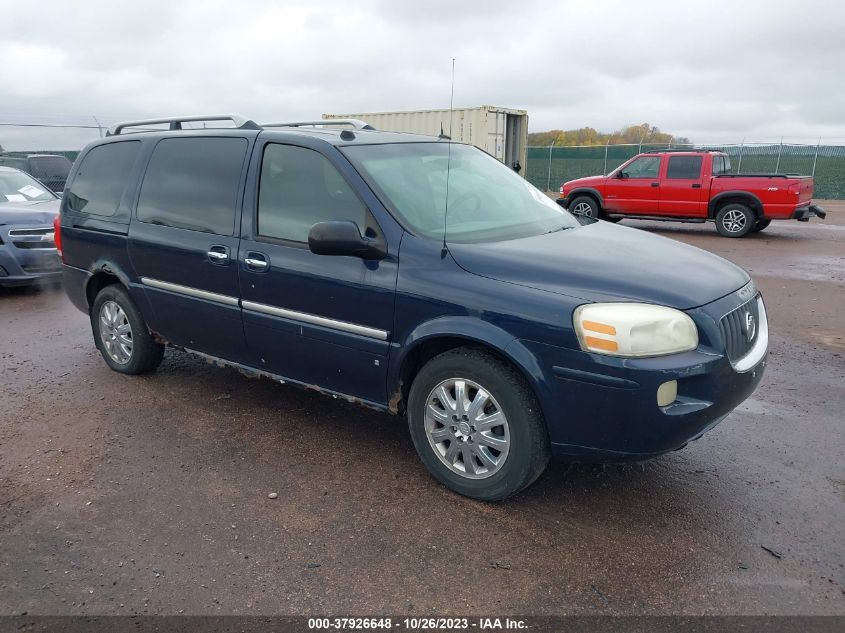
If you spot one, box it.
[323,106,529,177]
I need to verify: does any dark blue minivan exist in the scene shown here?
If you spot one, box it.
[59,115,767,500]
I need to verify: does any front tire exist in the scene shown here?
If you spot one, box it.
[91,284,164,374]
[407,347,550,501]
[568,195,599,220]
[715,203,755,238]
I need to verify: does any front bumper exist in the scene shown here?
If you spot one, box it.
[0,225,62,286]
[792,204,826,222]
[522,285,767,460]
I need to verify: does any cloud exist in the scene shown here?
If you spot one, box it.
[1,0,843,150]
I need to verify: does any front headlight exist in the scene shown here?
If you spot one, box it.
[573,303,698,357]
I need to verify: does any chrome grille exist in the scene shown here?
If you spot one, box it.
[8,227,55,250]
[8,227,53,236]
[720,296,761,362]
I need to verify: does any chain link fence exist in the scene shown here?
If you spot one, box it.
[4,120,845,199]
[527,142,845,199]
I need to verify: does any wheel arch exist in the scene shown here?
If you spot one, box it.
[567,187,604,209]
[388,317,545,418]
[709,191,763,219]
[84,259,133,309]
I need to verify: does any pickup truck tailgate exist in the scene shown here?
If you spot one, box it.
[794,177,814,205]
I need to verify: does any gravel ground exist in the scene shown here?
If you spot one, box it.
[1,204,843,616]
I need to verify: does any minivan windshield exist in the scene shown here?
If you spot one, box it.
[343,143,578,242]
[0,169,57,202]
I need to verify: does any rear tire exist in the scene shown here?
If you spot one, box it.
[91,284,164,375]
[751,218,771,233]
[407,347,550,501]
[715,203,755,238]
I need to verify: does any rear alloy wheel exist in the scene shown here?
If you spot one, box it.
[715,203,755,238]
[751,218,772,233]
[91,284,164,374]
[408,347,550,501]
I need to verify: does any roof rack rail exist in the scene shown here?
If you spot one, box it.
[262,119,375,131]
[642,148,721,154]
[107,114,261,136]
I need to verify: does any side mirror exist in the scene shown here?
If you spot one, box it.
[308,221,386,261]
[616,171,627,179]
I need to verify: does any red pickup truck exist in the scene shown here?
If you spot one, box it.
[557,150,826,237]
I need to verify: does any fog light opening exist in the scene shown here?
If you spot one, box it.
[657,380,678,407]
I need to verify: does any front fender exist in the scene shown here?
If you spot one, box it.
[386,316,549,416]
[566,187,605,208]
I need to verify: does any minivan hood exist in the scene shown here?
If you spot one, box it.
[0,199,59,226]
[448,222,750,310]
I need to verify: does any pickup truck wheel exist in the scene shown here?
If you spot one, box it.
[715,204,755,238]
[407,347,550,501]
[91,285,164,375]
[751,218,772,233]
[569,195,599,219]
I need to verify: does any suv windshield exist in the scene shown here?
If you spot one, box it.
[0,169,57,202]
[343,143,578,242]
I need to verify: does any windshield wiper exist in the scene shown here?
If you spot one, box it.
[543,226,573,235]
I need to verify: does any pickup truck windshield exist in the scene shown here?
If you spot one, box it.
[343,143,578,242]
[0,170,57,202]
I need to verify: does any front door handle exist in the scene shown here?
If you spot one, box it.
[691,183,702,189]
[650,182,660,187]
[244,251,269,271]
[207,245,229,264]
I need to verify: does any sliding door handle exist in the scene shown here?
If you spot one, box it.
[244,251,269,271]
[245,257,268,269]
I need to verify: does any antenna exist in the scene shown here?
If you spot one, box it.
[441,58,455,258]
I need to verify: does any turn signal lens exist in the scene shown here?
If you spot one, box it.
[574,303,698,357]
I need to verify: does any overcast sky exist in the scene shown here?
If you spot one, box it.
[2,0,843,150]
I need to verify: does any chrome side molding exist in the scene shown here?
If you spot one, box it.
[242,300,388,341]
[140,277,239,306]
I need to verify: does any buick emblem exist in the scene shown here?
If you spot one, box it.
[745,312,756,342]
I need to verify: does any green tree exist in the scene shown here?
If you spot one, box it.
[528,123,691,146]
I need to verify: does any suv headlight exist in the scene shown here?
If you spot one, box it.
[573,303,698,357]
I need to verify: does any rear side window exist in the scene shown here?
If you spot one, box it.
[666,156,703,179]
[712,155,730,176]
[257,144,367,243]
[66,141,140,216]
[137,137,247,235]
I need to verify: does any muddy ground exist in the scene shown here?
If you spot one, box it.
[1,203,843,616]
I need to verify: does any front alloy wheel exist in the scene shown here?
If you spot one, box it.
[424,378,510,479]
[569,195,598,218]
[407,347,550,501]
